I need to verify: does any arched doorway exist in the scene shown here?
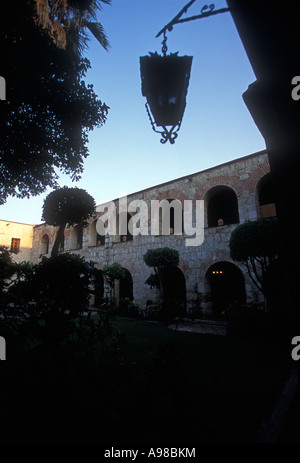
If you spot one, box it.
[162,266,186,315]
[120,268,133,300]
[206,262,246,318]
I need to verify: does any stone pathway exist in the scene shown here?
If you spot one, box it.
[168,318,228,336]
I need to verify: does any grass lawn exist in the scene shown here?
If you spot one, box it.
[0,313,292,444]
[111,316,292,443]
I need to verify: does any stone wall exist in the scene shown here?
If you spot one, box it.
[0,220,34,263]
[31,150,271,315]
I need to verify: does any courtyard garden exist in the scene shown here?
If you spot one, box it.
[0,243,293,443]
[109,316,291,443]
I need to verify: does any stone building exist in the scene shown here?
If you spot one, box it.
[29,149,275,317]
[0,220,34,263]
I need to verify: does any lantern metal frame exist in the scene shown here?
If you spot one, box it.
[140,1,230,144]
[155,1,230,40]
[140,35,193,144]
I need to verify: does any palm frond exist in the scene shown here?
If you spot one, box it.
[82,19,110,51]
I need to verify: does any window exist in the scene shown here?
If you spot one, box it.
[257,173,277,218]
[40,234,49,255]
[206,186,239,227]
[11,238,20,253]
[89,220,105,247]
[70,225,83,250]
[114,213,133,243]
[153,198,183,235]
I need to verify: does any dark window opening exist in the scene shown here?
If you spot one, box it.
[89,220,105,247]
[258,173,276,218]
[96,232,105,246]
[207,187,239,227]
[119,213,133,242]
[159,198,183,235]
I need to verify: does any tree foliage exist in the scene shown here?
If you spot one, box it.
[0,249,96,318]
[42,186,96,255]
[143,247,180,270]
[30,253,95,317]
[229,218,279,295]
[42,186,96,227]
[0,246,17,293]
[143,247,179,305]
[103,262,126,284]
[36,0,112,53]
[229,217,279,262]
[103,262,125,305]
[0,0,109,205]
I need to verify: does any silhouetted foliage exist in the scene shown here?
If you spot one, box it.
[144,247,179,306]
[0,0,109,205]
[0,295,124,442]
[0,246,17,293]
[103,262,125,305]
[30,253,95,317]
[37,0,112,53]
[0,251,96,318]
[229,217,280,301]
[42,186,96,256]
[145,273,159,288]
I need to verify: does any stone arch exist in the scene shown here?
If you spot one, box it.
[196,174,242,199]
[204,185,239,227]
[243,157,271,194]
[120,267,134,301]
[40,234,49,255]
[205,261,246,318]
[256,173,277,218]
[115,268,134,314]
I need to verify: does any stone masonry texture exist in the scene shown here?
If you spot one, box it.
[31,150,272,315]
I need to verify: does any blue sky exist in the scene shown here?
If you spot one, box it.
[0,0,265,224]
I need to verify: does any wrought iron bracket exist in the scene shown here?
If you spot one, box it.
[156,1,230,39]
[145,103,181,144]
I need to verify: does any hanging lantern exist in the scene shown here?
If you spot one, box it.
[140,35,192,144]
